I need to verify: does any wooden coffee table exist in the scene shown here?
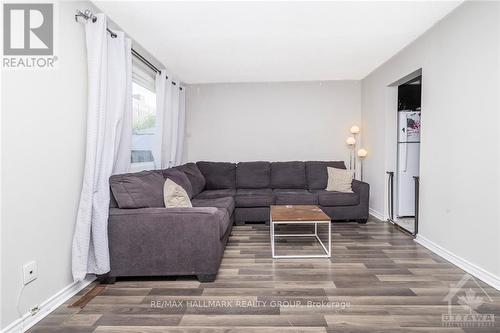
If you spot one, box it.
[270,205,331,259]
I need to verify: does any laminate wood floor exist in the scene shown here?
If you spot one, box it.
[29,219,500,332]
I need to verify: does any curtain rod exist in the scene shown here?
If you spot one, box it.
[131,48,159,73]
[75,9,183,91]
[75,9,116,38]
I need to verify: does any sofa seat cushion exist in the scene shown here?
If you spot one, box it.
[110,170,165,209]
[197,161,236,189]
[191,198,234,237]
[195,189,236,199]
[235,188,275,207]
[273,189,318,205]
[270,161,307,189]
[192,197,235,216]
[313,190,360,206]
[173,163,206,197]
[236,162,271,189]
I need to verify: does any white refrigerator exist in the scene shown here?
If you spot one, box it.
[397,111,421,217]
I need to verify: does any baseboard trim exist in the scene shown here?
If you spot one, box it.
[415,235,500,291]
[2,276,96,333]
[369,208,385,221]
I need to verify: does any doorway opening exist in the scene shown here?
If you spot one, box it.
[394,75,421,235]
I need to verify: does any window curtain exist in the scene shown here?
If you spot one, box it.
[153,71,186,169]
[72,14,132,281]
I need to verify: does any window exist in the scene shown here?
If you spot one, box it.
[131,58,156,169]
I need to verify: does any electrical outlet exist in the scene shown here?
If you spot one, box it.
[23,261,37,285]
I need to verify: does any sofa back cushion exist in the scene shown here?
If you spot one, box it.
[270,161,307,189]
[173,163,206,197]
[197,161,236,190]
[162,169,193,199]
[236,161,271,189]
[306,161,346,190]
[110,170,165,209]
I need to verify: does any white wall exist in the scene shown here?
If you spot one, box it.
[1,1,91,329]
[361,1,500,279]
[185,81,361,163]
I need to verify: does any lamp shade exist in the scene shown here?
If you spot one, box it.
[350,125,360,134]
[346,137,356,145]
[357,148,368,158]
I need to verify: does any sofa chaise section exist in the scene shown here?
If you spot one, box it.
[108,206,231,282]
[106,168,233,283]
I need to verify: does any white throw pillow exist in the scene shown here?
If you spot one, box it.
[326,167,354,192]
[163,179,192,208]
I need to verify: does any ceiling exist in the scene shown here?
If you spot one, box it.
[93,1,461,84]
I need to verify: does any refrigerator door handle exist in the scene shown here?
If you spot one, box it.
[398,111,410,142]
[401,143,408,172]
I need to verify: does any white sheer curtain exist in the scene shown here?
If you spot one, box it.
[153,71,186,169]
[72,13,132,281]
[175,88,186,166]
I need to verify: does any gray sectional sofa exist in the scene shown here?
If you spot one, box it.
[106,161,369,282]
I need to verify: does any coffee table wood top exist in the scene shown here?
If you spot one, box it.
[270,205,330,222]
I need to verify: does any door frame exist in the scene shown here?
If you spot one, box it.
[385,69,422,237]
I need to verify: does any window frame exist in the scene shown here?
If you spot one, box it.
[130,57,157,172]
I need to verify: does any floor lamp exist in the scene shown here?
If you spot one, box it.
[347,125,360,176]
[346,137,356,170]
[357,148,368,181]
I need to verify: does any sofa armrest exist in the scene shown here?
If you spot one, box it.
[107,207,226,276]
[352,179,370,219]
[352,179,369,196]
